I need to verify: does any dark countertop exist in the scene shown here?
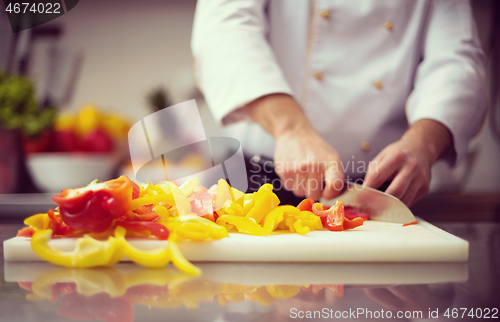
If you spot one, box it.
[1,222,499,322]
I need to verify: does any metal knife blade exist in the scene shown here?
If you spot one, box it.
[322,181,416,224]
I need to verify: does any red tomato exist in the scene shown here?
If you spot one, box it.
[81,129,114,152]
[22,130,52,153]
[51,130,79,152]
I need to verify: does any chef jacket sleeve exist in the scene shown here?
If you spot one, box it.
[191,0,293,126]
[406,0,487,166]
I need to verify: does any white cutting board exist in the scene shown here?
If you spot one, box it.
[3,218,468,263]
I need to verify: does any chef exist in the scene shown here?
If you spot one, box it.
[191,0,486,206]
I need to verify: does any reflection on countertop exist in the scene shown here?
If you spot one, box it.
[1,222,499,322]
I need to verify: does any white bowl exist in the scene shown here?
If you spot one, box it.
[26,153,115,192]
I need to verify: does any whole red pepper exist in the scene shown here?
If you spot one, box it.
[52,176,134,233]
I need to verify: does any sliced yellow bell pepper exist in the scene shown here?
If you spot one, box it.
[254,183,274,200]
[168,235,201,275]
[222,200,245,217]
[262,206,300,231]
[165,216,228,241]
[178,177,199,197]
[242,194,255,214]
[31,229,123,268]
[131,195,175,210]
[215,179,244,210]
[298,211,323,229]
[173,222,211,241]
[138,183,154,197]
[155,204,171,221]
[216,215,269,236]
[114,226,171,268]
[293,221,311,235]
[245,191,280,224]
[263,207,284,232]
[131,193,191,213]
[24,213,50,231]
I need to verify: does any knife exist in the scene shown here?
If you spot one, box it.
[250,155,416,224]
[323,181,416,224]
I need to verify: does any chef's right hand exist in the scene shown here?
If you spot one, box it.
[243,94,344,201]
[274,125,344,200]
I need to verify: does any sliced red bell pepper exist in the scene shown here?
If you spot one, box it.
[326,202,344,231]
[46,209,75,236]
[201,212,217,222]
[344,206,370,221]
[313,201,345,231]
[297,198,315,212]
[116,221,170,240]
[129,204,160,221]
[321,205,370,221]
[190,192,215,221]
[17,227,35,237]
[52,176,134,233]
[343,217,364,230]
[312,203,328,227]
[131,181,140,199]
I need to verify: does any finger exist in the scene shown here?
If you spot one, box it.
[322,161,344,200]
[384,170,413,200]
[274,158,292,191]
[364,156,401,189]
[293,172,307,197]
[306,166,323,201]
[280,171,294,191]
[399,178,420,207]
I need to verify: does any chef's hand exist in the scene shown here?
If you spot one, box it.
[364,119,452,207]
[274,123,344,200]
[243,94,344,200]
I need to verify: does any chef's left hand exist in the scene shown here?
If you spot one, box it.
[364,119,452,207]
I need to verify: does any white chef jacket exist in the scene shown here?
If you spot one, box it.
[191,0,486,178]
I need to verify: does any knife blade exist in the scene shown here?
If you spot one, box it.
[322,181,416,223]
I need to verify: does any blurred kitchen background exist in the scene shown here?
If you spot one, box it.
[0,0,498,222]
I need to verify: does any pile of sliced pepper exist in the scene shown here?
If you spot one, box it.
[17,175,367,274]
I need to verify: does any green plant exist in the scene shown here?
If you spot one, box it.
[0,71,55,137]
